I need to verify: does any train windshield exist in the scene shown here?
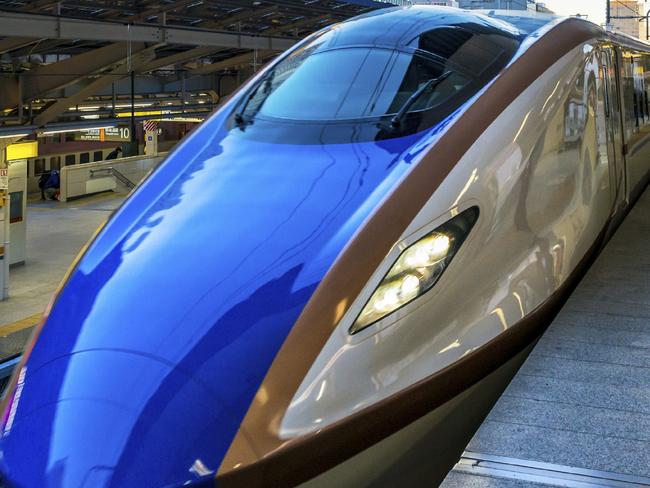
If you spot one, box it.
[231,19,521,141]
[237,47,470,121]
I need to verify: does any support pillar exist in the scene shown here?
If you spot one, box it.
[0,145,9,301]
[0,136,24,301]
[144,120,159,156]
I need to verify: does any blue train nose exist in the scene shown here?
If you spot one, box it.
[0,349,246,487]
[0,107,434,486]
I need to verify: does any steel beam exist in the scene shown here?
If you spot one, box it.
[34,47,157,127]
[0,41,148,112]
[0,10,296,50]
[208,5,279,30]
[137,46,222,73]
[266,14,332,35]
[129,0,203,22]
[23,42,147,102]
[0,37,40,55]
[190,50,276,75]
[23,0,61,12]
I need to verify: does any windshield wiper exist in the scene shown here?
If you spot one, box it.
[233,70,275,129]
[388,71,452,130]
[233,90,257,129]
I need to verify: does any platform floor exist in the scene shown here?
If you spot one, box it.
[0,193,124,360]
[443,188,650,487]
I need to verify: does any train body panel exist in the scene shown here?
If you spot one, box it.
[0,113,433,487]
[0,7,649,488]
[299,344,534,488]
[280,41,613,435]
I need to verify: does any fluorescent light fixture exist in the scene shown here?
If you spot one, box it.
[113,102,153,109]
[152,116,204,122]
[0,133,29,139]
[40,125,115,135]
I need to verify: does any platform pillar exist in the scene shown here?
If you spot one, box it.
[144,120,158,156]
[0,144,9,301]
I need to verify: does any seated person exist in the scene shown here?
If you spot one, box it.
[42,170,60,201]
[105,146,123,160]
[37,171,51,200]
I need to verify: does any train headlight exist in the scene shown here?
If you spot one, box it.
[350,207,479,334]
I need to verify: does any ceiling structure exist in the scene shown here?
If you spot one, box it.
[0,0,385,137]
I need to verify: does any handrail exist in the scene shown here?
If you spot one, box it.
[90,167,136,190]
[0,355,20,380]
[0,355,21,397]
[60,153,166,202]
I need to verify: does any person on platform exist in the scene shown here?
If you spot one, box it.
[41,170,60,201]
[106,146,122,160]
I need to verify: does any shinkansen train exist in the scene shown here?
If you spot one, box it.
[1,6,650,488]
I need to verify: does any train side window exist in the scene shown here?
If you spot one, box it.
[93,151,104,161]
[33,158,45,176]
[602,65,610,118]
[621,55,637,138]
[65,154,76,166]
[50,156,61,171]
[79,152,90,164]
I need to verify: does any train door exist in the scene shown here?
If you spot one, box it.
[601,48,627,212]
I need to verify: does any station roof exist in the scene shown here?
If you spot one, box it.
[0,0,387,137]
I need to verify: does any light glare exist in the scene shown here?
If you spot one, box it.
[354,234,451,331]
[349,207,478,334]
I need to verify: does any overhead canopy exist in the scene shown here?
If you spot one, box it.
[0,0,387,135]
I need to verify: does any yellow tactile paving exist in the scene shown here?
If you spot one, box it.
[0,313,42,338]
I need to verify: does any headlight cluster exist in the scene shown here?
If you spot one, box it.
[350,207,479,334]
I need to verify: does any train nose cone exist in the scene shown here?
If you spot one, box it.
[0,349,244,487]
[0,118,430,486]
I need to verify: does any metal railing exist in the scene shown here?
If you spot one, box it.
[89,167,136,190]
[0,355,20,397]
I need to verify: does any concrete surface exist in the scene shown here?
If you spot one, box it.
[0,193,124,360]
[444,473,555,487]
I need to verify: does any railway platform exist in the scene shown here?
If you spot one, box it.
[442,187,650,487]
[0,193,124,362]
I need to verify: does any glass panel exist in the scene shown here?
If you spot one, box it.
[34,158,45,176]
[79,152,90,164]
[65,154,76,166]
[9,191,23,224]
[93,151,104,161]
[242,48,470,121]
[50,156,61,171]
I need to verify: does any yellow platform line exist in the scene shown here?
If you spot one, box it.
[0,313,42,338]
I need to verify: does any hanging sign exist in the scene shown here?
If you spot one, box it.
[78,127,131,142]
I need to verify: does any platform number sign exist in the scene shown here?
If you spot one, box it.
[78,127,130,142]
[118,127,130,140]
[0,169,7,190]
